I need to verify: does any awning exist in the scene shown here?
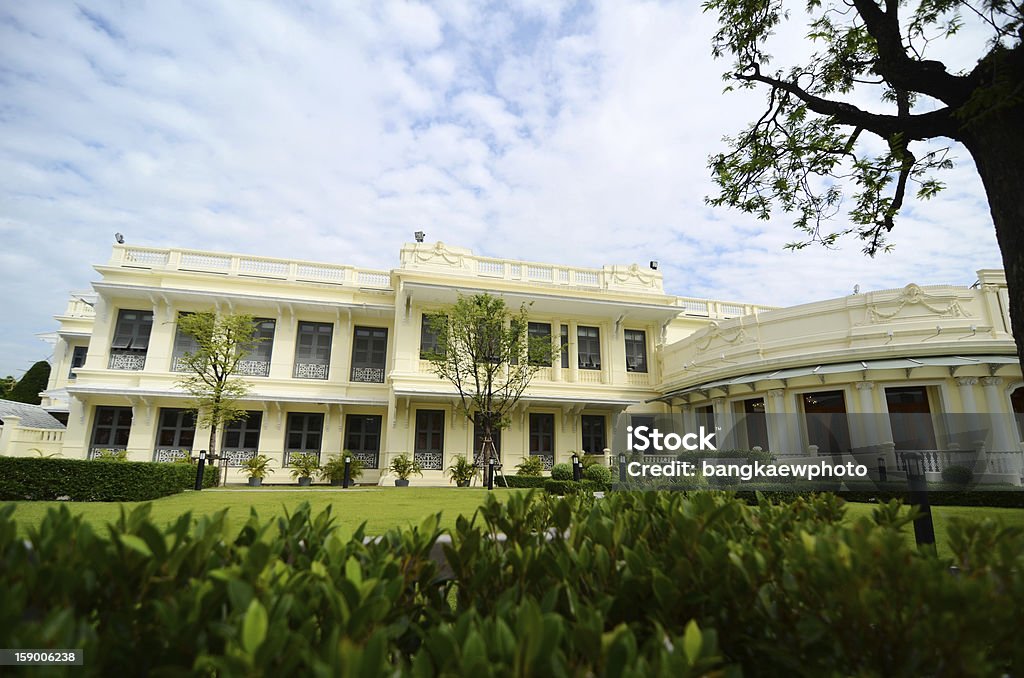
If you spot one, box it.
[657,354,1020,400]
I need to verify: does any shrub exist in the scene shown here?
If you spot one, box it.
[543,479,603,495]
[584,463,612,485]
[515,455,544,476]
[0,457,219,501]
[390,454,424,480]
[942,464,974,486]
[2,492,1023,674]
[318,454,364,483]
[550,462,573,481]
[502,476,547,489]
[288,452,321,480]
[242,454,275,480]
[446,455,478,485]
[581,454,605,469]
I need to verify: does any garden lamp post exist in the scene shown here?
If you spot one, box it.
[572,453,581,482]
[343,454,352,489]
[618,452,627,484]
[194,450,207,491]
[903,451,936,551]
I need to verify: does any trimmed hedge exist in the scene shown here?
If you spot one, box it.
[543,479,608,495]
[2,492,1023,674]
[502,476,547,489]
[0,457,220,502]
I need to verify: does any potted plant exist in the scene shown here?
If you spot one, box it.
[319,452,365,487]
[241,454,274,487]
[389,454,423,487]
[446,454,478,487]
[289,452,321,486]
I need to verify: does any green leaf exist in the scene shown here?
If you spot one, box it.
[119,534,152,557]
[241,599,268,655]
[683,620,702,664]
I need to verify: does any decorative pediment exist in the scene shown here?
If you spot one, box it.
[866,283,971,323]
[694,321,747,353]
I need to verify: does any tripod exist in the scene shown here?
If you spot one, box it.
[474,435,507,488]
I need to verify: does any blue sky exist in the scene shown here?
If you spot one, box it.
[0,1,1002,378]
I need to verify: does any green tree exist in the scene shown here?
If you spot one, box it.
[6,361,51,404]
[424,294,558,466]
[0,375,17,400]
[704,0,1024,363]
[174,312,261,485]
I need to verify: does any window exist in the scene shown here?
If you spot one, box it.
[695,405,715,432]
[238,318,275,377]
[581,414,606,453]
[171,313,200,372]
[529,413,555,455]
[294,321,332,379]
[345,414,383,468]
[351,326,388,383]
[286,412,323,464]
[803,390,851,456]
[736,398,769,451]
[473,413,502,463]
[630,414,656,430]
[624,329,648,373]
[68,345,88,379]
[420,314,444,359]
[414,410,444,470]
[155,408,196,462]
[885,386,937,450]
[528,322,552,366]
[109,309,153,370]
[90,406,132,457]
[577,326,601,369]
[560,324,569,368]
[222,412,263,466]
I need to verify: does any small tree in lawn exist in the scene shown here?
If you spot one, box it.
[175,312,260,486]
[424,294,559,473]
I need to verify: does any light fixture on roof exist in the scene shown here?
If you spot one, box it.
[115,232,125,244]
[649,260,658,270]
[414,231,425,243]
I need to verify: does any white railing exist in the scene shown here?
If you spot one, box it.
[895,449,1024,476]
[110,245,392,289]
[10,427,65,444]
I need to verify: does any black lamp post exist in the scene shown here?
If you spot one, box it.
[903,451,936,551]
[487,458,495,490]
[618,452,627,483]
[571,453,581,482]
[193,450,207,490]
[343,455,352,488]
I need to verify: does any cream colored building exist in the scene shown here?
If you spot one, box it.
[28,242,1024,486]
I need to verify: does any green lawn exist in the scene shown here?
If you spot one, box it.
[4,489,1023,560]
[2,487,523,537]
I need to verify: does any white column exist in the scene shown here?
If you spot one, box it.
[855,382,874,448]
[680,404,696,435]
[982,377,1018,452]
[956,376,979,413]
[568,321,579,383]
[765,389,790,455]
[712,398,733,449]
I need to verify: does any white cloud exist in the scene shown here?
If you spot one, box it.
[0,0,1003,377]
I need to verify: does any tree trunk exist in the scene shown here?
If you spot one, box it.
[961,106,1024,372]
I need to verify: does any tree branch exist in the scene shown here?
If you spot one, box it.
[734,64,959,139]
[850,0,974,105]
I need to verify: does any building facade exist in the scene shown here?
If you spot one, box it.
[30,242,1024,486]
